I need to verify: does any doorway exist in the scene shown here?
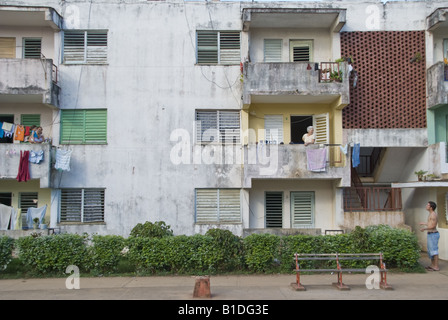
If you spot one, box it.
[290,116,312,144]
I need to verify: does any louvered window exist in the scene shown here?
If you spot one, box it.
[291,191,314,228]
[23,38,41,59]
[0,37,16,58]
[63,30,107,64]
[290,40,313,62]
[264,115,283,144]
[265,192,283,228]
[313,113,329,144]
[21,114,41,127]
[195,189,241,224]
[196,110,240,144]
[60,109,107,145]
[197,31,240,65]
[60,189,105,223]
[264,39,282,62]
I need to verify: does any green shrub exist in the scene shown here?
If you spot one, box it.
[16,234,90,275]
[129,221,174,238]
[0,236,14,271]
[205,228,244,272]
[365,225,421,270]
[90,235,128,274]
[243,233,281,273]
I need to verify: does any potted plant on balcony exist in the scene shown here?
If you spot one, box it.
[330,70,343,82]
[414,170,427,181]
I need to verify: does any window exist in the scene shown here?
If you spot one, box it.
[60,109,107,144]
[265,192,283,228]
[60,189,105,223]
[23,38,41,59]
[264,115,283,144]
[195,110,240,144]
[197,31,240,65]
[0,37,15,58]
[21,114,41,127]
[264,39,282,62]
[63,30,108,64]
[290,40,313,62]
[291,191,314,228]
[195,189,241,224]
[313,113,329,144]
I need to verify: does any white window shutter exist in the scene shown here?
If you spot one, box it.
[291,192,314,228]
[264,115,283,144]
[219,111,240,144]
[196,189,218,223]
[264,39,282,62]
[313,113,329,144]
[63,31,86,63]
[196,111,218,143]
[219,32,240,65]
[86,32,107,64]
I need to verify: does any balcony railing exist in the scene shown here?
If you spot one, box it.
[343,187,402,212]
[242,62,350,106]
[0,58,60,107]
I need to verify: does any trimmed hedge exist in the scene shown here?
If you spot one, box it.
[0,236,14,271]
[1,225,421,276]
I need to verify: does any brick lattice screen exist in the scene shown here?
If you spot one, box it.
[341,31,426,129]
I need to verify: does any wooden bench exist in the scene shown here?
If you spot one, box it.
[290,253,393,291]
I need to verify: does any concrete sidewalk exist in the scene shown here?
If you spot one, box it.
[0,255,447,300]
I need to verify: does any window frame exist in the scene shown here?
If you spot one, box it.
[23,38,42,59]
[195,188,242,224]
[60,109,107,145]
[59,188,105,223]
[196,30,241,65]
[63,30,108,64]
[195,110,241,144]
[290,191,315,228]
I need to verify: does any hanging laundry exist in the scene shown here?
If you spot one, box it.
[14,125,25,141]
[306,147,327,172]
[2,122,13,132]
[352,143,360,168]
[339,144,348,155]
[0,122,3,138]
[26,205,47,229]
[16,150,31,182]
[55,148,72,171]
[29,150,44,164]
[0,204,13,230]
[3,124,15,138]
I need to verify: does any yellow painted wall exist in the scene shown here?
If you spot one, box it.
[246,103,343,144]
[0,179,52,224]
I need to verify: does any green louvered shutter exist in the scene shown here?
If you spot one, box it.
[21,114,41,127]
[85,109,107,144]
[61,109,107,144]
[61,110,85,144]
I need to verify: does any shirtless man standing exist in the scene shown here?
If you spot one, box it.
[420,201,439,271]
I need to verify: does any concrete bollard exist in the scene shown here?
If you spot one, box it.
[193,276,211,298]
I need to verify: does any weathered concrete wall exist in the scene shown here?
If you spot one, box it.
[343,211,410,230]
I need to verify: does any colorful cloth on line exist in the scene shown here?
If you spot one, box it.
[306,147,327,172]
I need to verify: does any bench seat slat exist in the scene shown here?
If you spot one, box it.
[295,268,388,273]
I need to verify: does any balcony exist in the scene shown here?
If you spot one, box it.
[242,62,350,106]
[242,144,350,188]
[0,58,60,108]
[0,143,52,188]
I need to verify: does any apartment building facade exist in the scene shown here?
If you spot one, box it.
[0,0,447,258]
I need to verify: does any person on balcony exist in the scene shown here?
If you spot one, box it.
[302,126,315,146]
[32,126,44,143]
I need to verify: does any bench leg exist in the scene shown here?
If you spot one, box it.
[380,271,393,290]
[332,272,350,290]
[291,272,306,291]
